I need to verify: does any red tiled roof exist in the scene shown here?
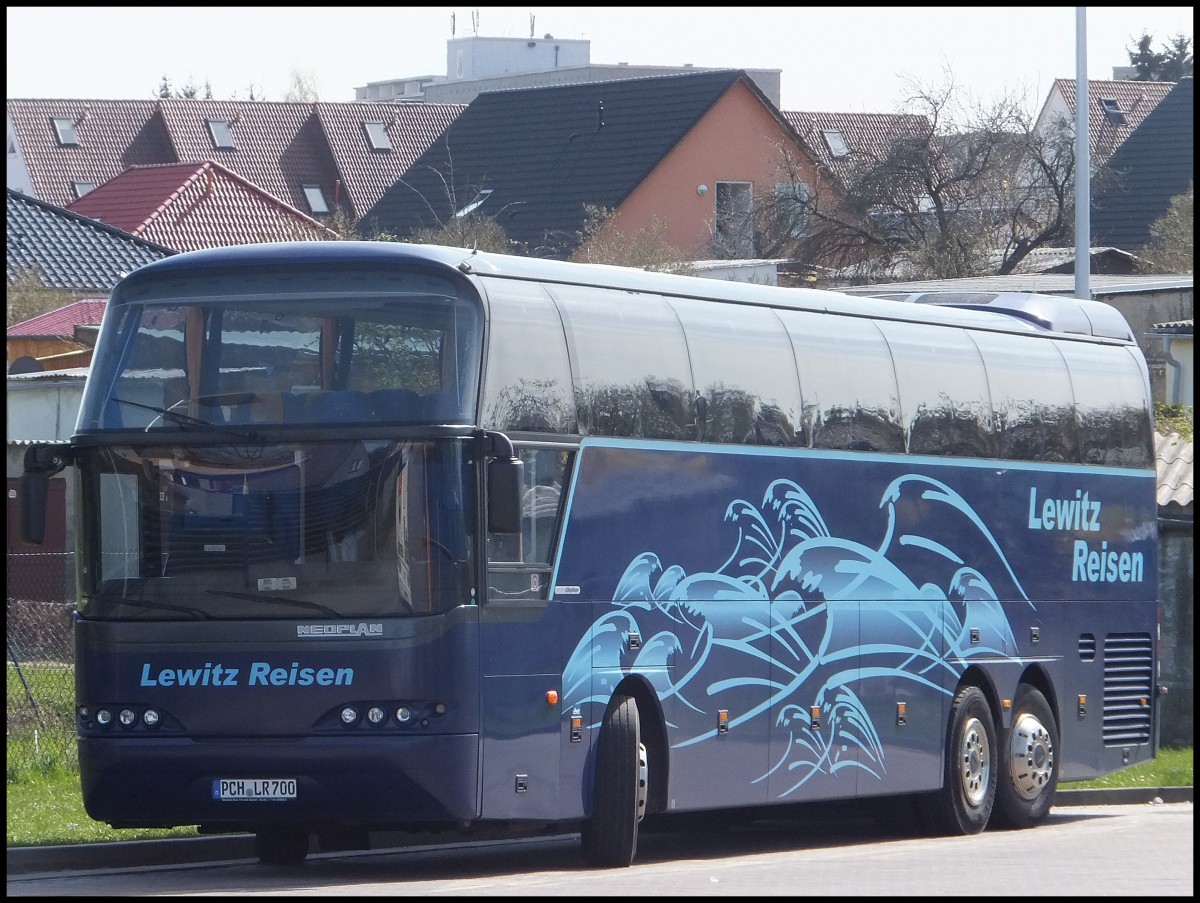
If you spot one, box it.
[783,111,931,181]
[313,102,465,219]
[68,161,338,252]
[1043,79,1175,164]
[8,298,107,336]
[6,99,169,208]
[154,100,342,216]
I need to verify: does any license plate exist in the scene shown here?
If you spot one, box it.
[212,778,297,801]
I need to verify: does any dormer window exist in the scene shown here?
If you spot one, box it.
[207,119,236,149]
[363,121,391,151]
[1099,98,1126,125]
[454,189,492,218]
[821,129,850,158]
[303,184,330,214]
[72,181,96,198]
[52,117,80,146]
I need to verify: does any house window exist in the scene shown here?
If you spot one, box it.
[303,184,330,214]
[774,181,811,238]
[72,181,96,198]
[714,181,754,258]
[52,117,80,146]
[1099,98,1126,125]
[821,129,850,158]
[454,189,493,218]
[363,121,391,151]
[207,119,236,149]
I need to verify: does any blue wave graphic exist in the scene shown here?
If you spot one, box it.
[561,474,1026,798]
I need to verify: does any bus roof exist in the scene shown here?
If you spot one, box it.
[120,241,1136,344]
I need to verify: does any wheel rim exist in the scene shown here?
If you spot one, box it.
[635,741,648,822]
[959,716,991,808]
[1009,712,1055,800]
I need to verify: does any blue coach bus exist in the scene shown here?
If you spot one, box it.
[21,241,1159,868]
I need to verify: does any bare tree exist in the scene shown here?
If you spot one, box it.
[570,205,698,274]
[284,68,320,103]
[7,269,80,327]
[773,71,1085,282]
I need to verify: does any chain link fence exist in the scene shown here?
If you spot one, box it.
[7,552,77,777]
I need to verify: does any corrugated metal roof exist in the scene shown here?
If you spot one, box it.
[1156,432,1194,514]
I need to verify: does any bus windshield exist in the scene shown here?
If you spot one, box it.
[78,294,482,432]
[76,438,477,620]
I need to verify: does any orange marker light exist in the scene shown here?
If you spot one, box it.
[546,689,559,705]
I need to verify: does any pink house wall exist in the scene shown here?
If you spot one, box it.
[604,80,825,257]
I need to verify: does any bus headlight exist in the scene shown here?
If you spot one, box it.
[395,706,412,724]
[118,709,137,727]
[340,706,359,726]
[95,708,112,726]
[367,706,386,725]
[143,709,160,727]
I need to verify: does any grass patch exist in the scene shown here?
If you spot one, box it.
[1061,745,1193,790]
[6,769,199,847]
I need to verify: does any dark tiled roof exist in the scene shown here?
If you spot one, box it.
[1045,79,1176,164]
[8,298,107,336]
[67,161,338,252]
[1091,77,1193,254]
[312,102,465,219]
[6,188,173,292]
[362,70,756,255]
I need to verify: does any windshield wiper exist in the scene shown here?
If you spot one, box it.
[205,589,343,618]
[95,591,214,620]
[111,396,260,442]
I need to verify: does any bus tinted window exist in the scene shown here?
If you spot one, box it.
[551,286,694,440]
[81,297,482,431]
[971,330,1080,463]
[480,280,577,434]
[878,321,996,458]
[1057,340,1154,468]
[669,298,804,446]
[778,310,905,453]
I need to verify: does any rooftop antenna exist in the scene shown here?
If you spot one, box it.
[472,9,479,36]
[450,11,455,36]
[530,14,535,39]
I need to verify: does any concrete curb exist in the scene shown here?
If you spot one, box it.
[7,788,1192,877]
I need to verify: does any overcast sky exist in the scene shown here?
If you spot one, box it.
[6,6,1194,114]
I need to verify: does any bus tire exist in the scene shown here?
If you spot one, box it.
[921,685,996,836]
[992,685,1058,829]
[581,694,647,868]
[254,828,309,867]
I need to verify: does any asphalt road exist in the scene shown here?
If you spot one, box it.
[5,786,1191,878]
[5,794,1193,897]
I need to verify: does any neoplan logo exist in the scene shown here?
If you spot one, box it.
[297,623,383,638]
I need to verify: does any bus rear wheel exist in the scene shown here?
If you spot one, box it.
[992,685,1058,829]
[920,685,996,835]
[254,827,309,867]
[581,694,648,868]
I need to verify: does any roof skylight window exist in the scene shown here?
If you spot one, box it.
[207,119,236,149]
[454,189,493,218]
[364,121,391,151]
[1099,98,1126,125]
[821,129,850,158]
[52,117,80,146]
[303,184,330,214]
[72,181,96,198]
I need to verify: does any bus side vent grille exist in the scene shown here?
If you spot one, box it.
[1078,633,1096,661]
[1102,632,1153,745]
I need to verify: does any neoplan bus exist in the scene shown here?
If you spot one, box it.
[21,241,1160,868]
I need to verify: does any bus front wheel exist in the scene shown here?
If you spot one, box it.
[921,685,996,835]
[581,694,648,868]
[255,827,309,867]
[992,685,1058,828]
